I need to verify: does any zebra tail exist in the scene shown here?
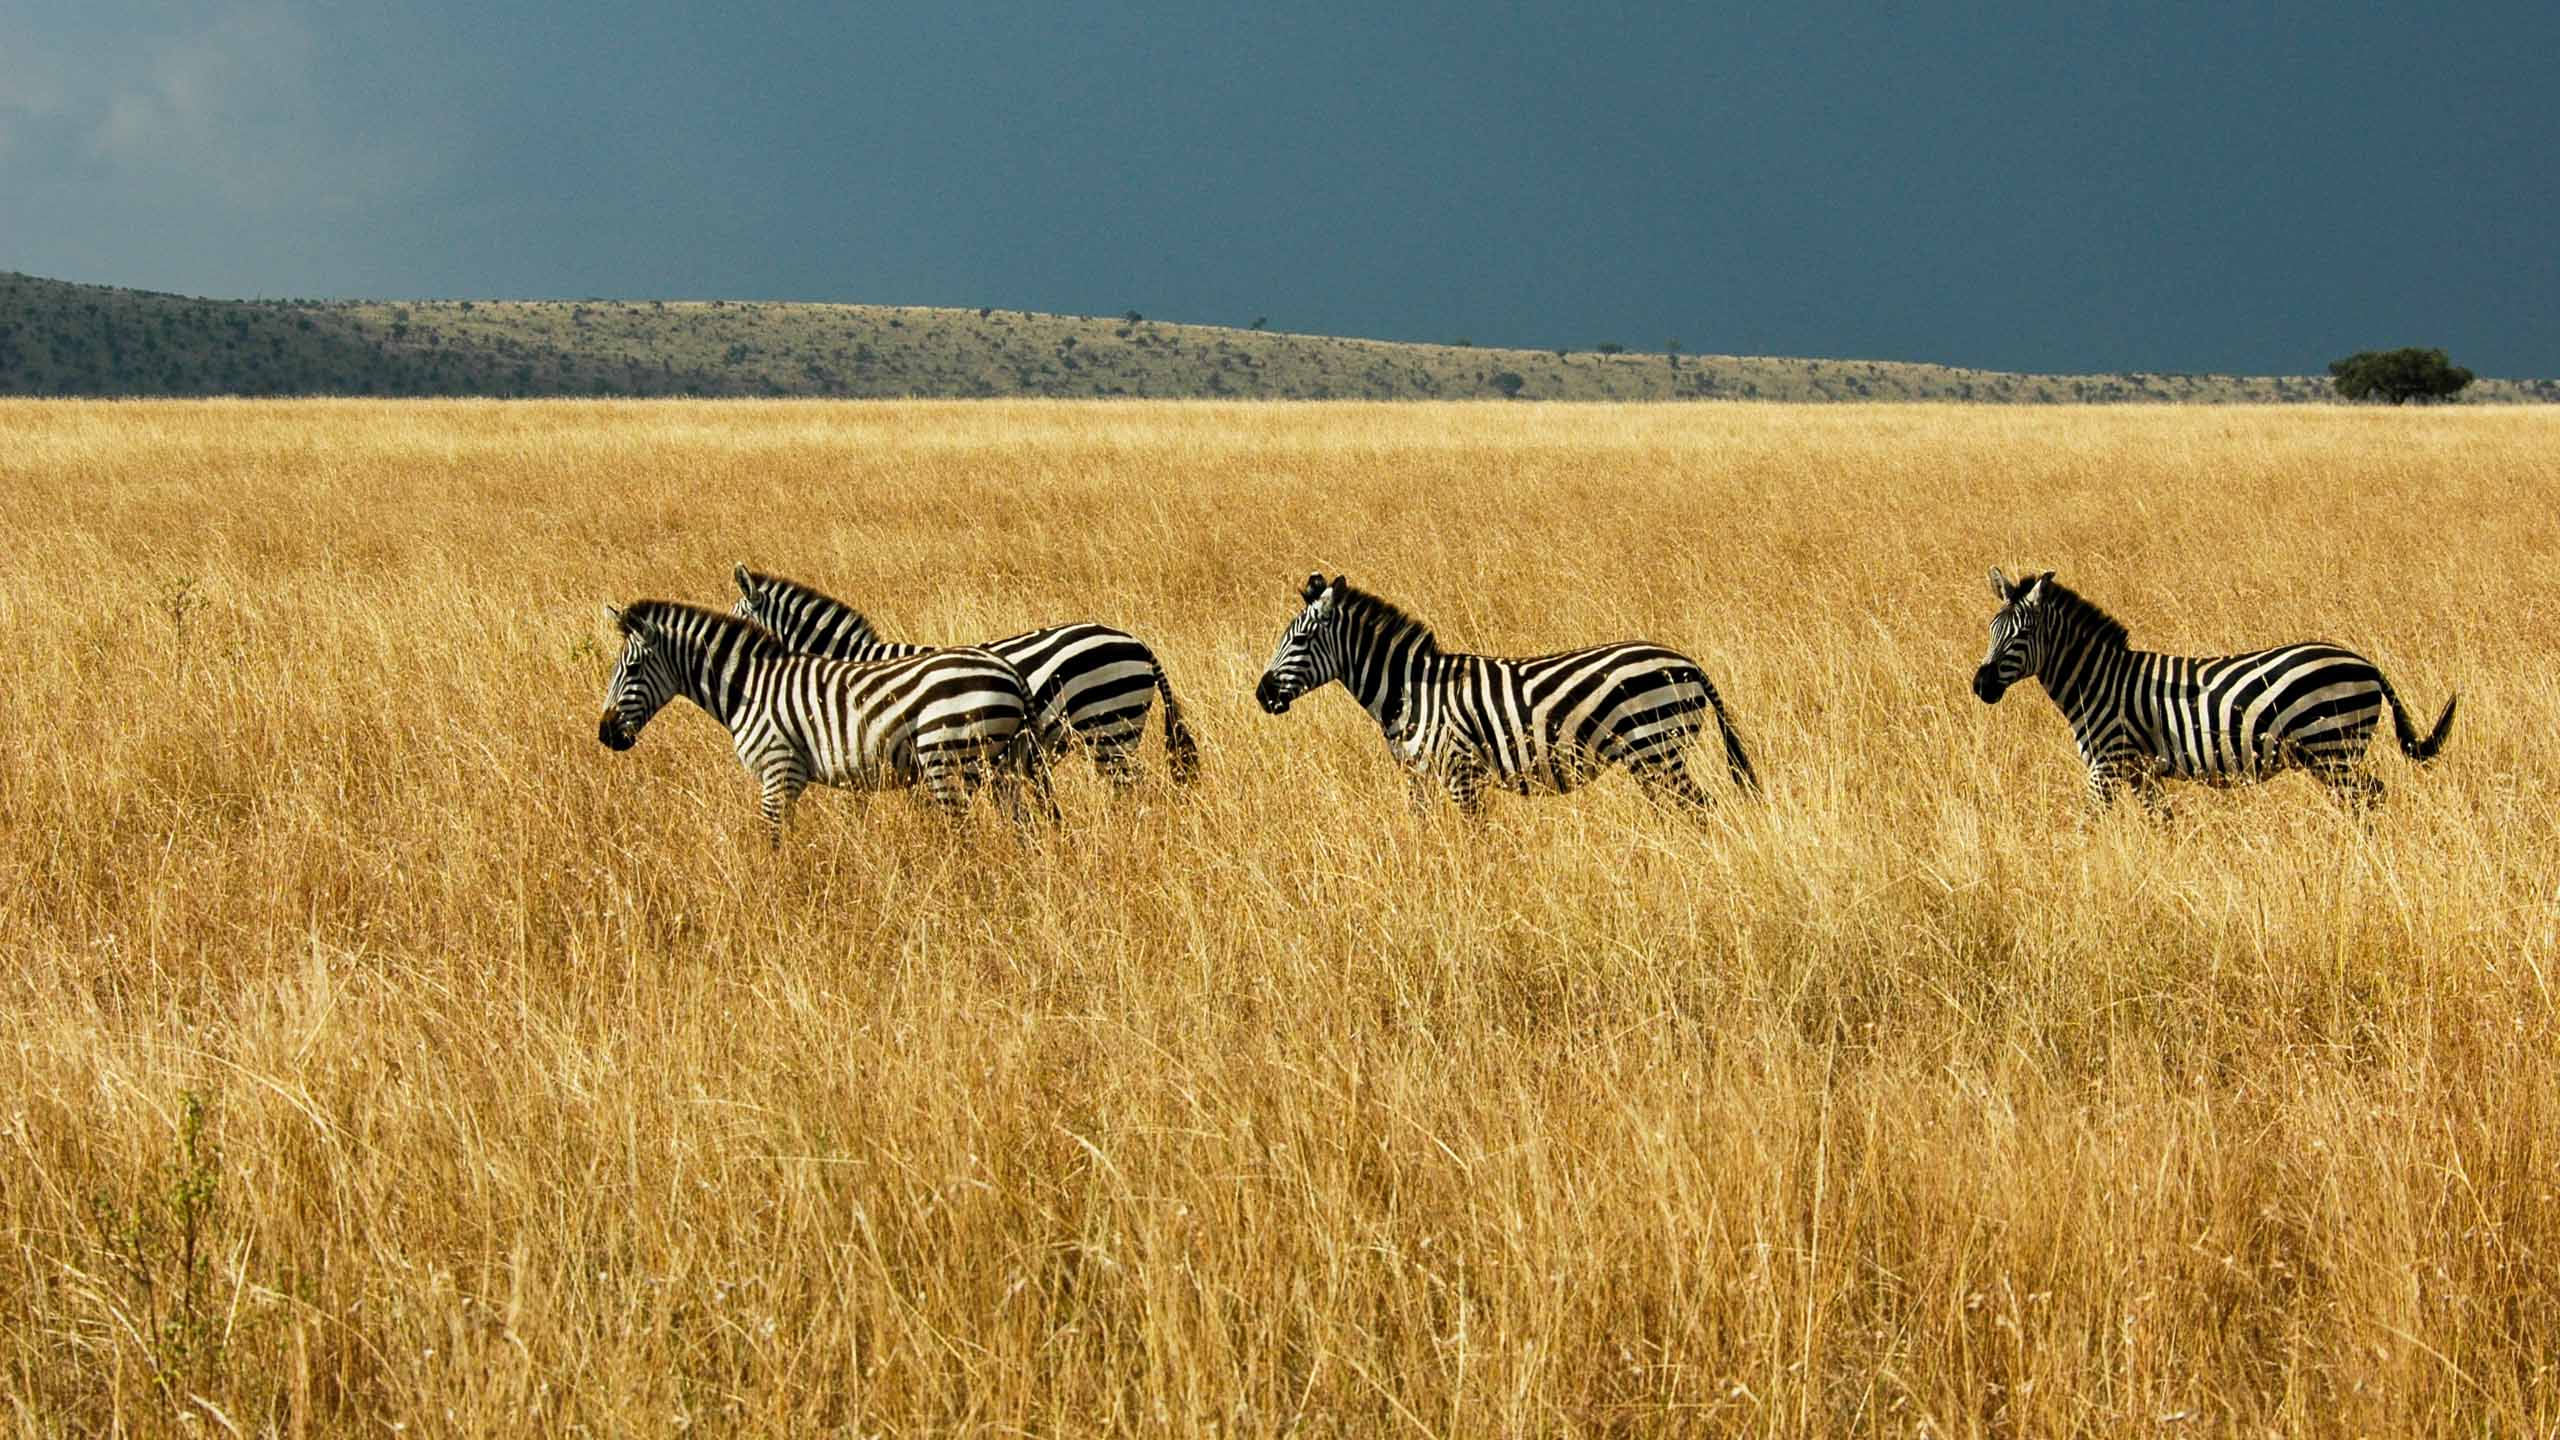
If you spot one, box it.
[1712,692,1760,796]
[2379,673,2457,763]
[1004,718,1062,824]
[1157,669,1202,785]
[1686,668,1760,797]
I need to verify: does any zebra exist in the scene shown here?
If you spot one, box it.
[1972,567,2456,811]
[596,599,1055,838]
[731,564,1200,787]
[1254,573,1757,813]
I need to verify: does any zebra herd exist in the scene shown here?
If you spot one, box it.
[594,564,2457,839]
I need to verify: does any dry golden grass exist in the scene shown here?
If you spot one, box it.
[1,398,2555,1436]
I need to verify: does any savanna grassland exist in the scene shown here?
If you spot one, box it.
[2,398,2555,1437]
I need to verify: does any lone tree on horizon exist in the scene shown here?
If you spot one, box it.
[2329,347,2475,405]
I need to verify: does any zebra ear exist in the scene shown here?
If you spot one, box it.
[602,603,632,634]
[733,563,754,596]
[1987,566,2011,600]
[2021,574,2053,607]
[1301,572,1326,603]
[1331,573,1347,593]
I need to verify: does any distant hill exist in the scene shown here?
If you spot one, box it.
[3,272,2552,404]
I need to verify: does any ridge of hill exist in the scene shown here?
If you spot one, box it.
[3,272,2552,403]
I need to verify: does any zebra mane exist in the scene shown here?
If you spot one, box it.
[620,599,791,658]
[2032,578,2131,650]
[1329,582,1441,655]
[742,568,884,645]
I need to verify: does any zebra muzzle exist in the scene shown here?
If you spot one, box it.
[598,710,637,750]
[1254,673,1293,715]
[1971,666,2008,703]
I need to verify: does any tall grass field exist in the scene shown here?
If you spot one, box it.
[2,399,2554,1435]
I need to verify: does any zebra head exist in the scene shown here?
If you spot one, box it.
[730,563,779,630]
[1974,567,2056,703]
[1255,572,1347,715]
[732,563,882,658]
[597,603,683,750]
[728,562,818,643]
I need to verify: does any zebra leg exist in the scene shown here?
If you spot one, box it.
[2084,752,2170,821]
[917,750,977,827]
[2312,765,2385,810]
[1631,756,1715,814]
[1405,771,1440,815]
[2082,759,2131,814]
[1390,726,1441,813]
[2081,765,2113,811]
[758,765,810,847]
[1438,754,1501,818]
[996,727,1062,827]
[1075,701,1154,790]
[1088,734,1144,790]
[1028,757,1062,825]
[2130,770,2174,822]
[1448,770,1493,818]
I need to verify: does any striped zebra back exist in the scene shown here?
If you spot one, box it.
[731,563,1200,786]
[770,645,1036,785]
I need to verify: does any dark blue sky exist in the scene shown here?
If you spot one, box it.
[5,1,2553,375]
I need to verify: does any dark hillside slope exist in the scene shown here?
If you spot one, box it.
[4,273,2551,403]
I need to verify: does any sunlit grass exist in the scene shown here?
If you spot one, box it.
[1,398,2553,1435]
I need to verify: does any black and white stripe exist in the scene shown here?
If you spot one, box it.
[731,565,1200,787]
[597,599,1053,835]
[1253,573,1756,812]
[1972,567,2456,809]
